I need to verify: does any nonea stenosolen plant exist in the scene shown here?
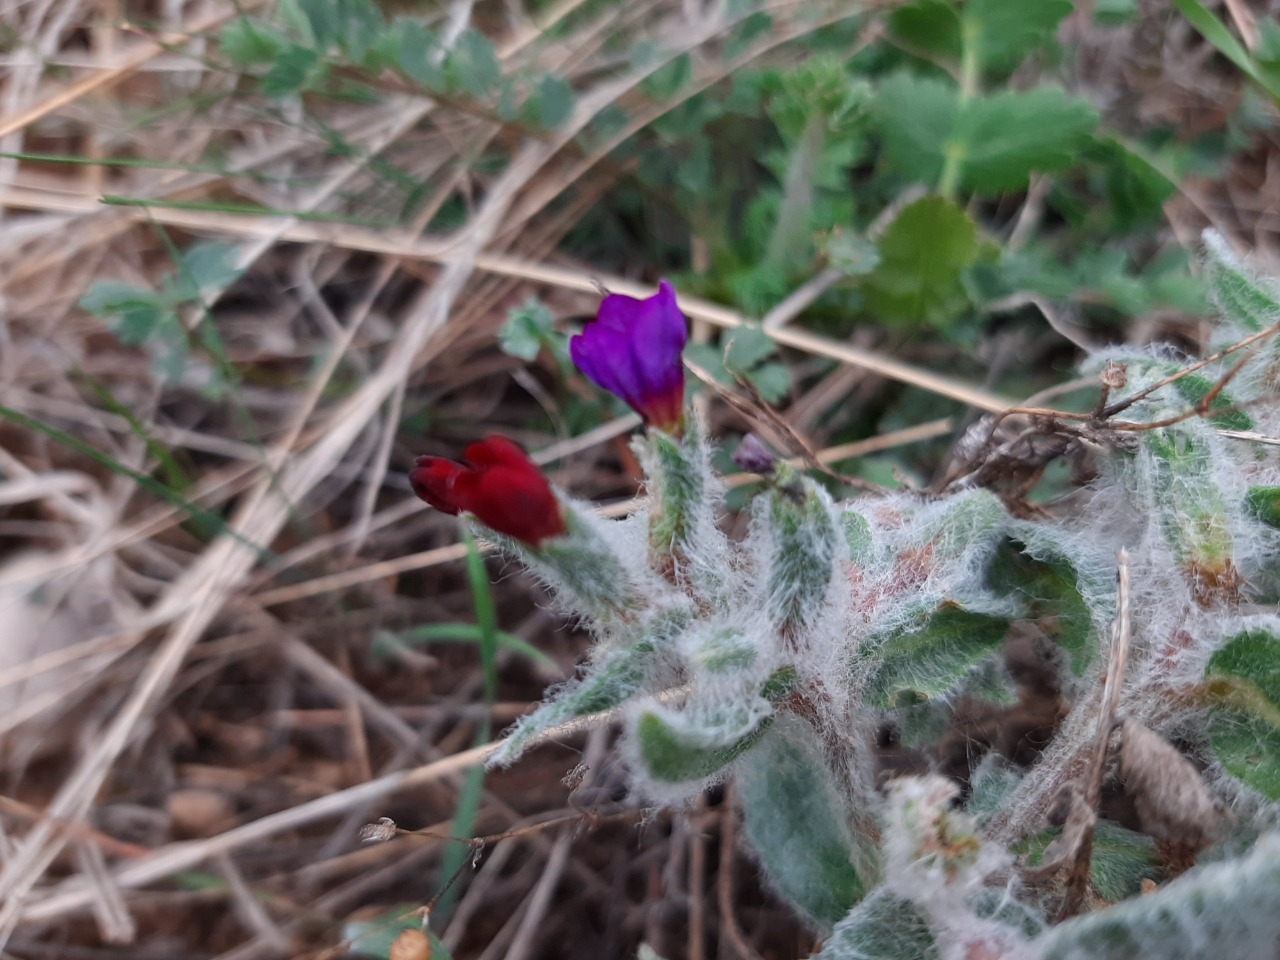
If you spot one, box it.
[413,233,1280,959]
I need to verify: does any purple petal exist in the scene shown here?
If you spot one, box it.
[571,280,688,429]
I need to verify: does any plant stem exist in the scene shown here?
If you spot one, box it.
[937,19,980,200]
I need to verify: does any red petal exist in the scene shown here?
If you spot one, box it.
[409,456,468,514]
[464,435,535,469]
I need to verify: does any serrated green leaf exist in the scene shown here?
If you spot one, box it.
[738,716,866,928]
[866,605,1010,708]
[81,282,172,345]
[262,44,320,96]
[748,363,791,405]
[887,0,962,64]
[500,298,554,361]
[814,889,936,959]
[684,342,735,389]
[220,17,287,66]
[875,73,956,187]
[951,87,1098,193]
[862,196,978,332]
[967,0,1073,71]
[877,78,1095,196]
[175,241,243,300]
[1206,628,1280,799]
[724,325,776,372]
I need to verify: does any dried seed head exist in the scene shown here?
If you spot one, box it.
[360,817,398,843]
[1101,362,1128,390]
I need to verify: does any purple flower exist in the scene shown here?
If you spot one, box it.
[732,434,777,475]
[570,280,688,434]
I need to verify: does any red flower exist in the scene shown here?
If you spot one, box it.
[411,436,566,547]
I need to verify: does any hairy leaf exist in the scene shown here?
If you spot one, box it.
[814,889,936,959]
[738,716,865,928]
[634,700,770,783]
[1206,628,1280,799]
[1034,835,1280,959]
[491,641,658,766]
[866,605,1010,708]
[1202,230,1280,335]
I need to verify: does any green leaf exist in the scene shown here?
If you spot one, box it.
[636,429,713,574]
[814,889,936,959]
[395,21,444,88]
[446,30,499,98]
[1035,835,1280,959]
[643,52,693,101]
[1093,137,1178,231]
[80,282,169,345]
[724,11,773,59]
[262,44,320,97]
[967,0,1073,71]
[764,467,838,636]
[876,78,1096,196]
[1202,230,1280,334]
[865,604,1010,708]
[724,325,777,372]
[987,542,1095,675]
[634,702,770,783]
[1206,628,1280,799]
[220,17,287,66]
[738,716,866,928]
[1246,486,1280,528]
[530,73,575,129]
[1020,821,1159,902]
[862,196,978,332]
[875,74,957,187]
[172,241,243,301]
[499,298,555,361]
[890,0,1070,76]
[1143,429,1239,600]
[1172,372,1253,431]
[748,363,791,405]
[491,641,658,766]
[887,0,962,64]
[951,87,1098,193]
